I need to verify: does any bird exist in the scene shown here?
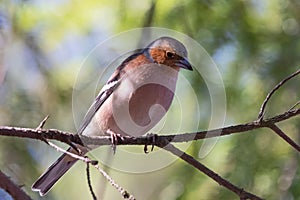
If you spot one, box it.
[31,36,193,196]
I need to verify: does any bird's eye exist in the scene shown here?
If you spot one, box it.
[166,51,175,58]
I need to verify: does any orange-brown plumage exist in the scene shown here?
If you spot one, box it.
[32,36,193,196]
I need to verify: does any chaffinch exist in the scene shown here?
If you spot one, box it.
[32,36,193,196]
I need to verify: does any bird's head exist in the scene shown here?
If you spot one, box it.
[145,37,193,71]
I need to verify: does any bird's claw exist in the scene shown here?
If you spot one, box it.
[107,129,124,154]
[69,143,83,155]
[144,133,158,154]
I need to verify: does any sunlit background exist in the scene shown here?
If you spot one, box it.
[0,0,300,199]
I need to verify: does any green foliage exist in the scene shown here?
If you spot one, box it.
[0,0,299,199]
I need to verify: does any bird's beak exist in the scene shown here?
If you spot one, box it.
[175,57,193,71]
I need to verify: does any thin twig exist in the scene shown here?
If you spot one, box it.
[158,143,263,200]
[258,69,300,120]
[46,141,135,199]
[46,141,92,163]
[86,163,97,200]
[289,100,300,111]
[268,123,300,152]
[36,115,49,130]
[93,164,135,200]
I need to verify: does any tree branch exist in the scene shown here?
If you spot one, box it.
[46,139,135,200]
[0,108,299,147]
[268,123,300,152]
[0,69,299,199]
[1,108,299,200]
[0,170,32,200]
[159,143,263,200]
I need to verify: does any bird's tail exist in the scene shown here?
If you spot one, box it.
[32,146,87,196]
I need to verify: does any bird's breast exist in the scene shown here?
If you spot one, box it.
[92,64,179,137]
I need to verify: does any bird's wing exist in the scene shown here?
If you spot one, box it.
[77,79,120,135]
[77,50,146,135]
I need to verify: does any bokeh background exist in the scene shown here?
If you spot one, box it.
[0,0,300,199]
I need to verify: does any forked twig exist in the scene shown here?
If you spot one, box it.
[258,69,300,120]
[45,140,135,200]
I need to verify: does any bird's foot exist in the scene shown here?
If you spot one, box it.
[144,133,158,154]
[107,129,124,154]
[69,143,83,155]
